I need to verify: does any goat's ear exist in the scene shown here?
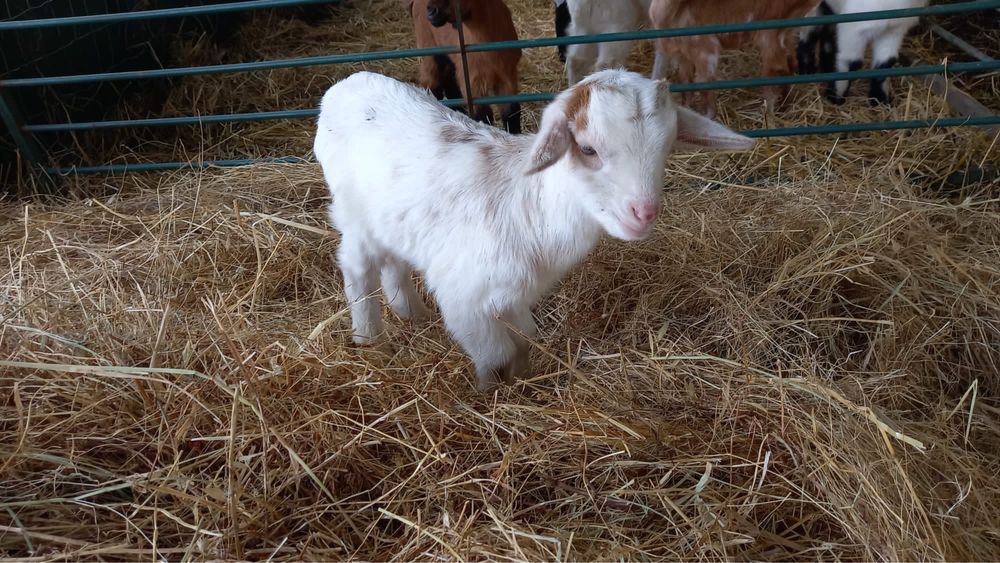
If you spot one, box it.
[526,102,573,174]
[654,79,673,110]
[673,106,756,153]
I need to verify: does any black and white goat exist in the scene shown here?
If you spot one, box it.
[798,0,927,105]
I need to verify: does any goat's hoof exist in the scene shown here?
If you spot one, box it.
[351,333,381,346]
[868,94,891,107]
[395,305,432,323]
[476,378,500,393]
[826,93,846,106]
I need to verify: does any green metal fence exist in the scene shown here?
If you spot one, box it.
[1,0,998,176]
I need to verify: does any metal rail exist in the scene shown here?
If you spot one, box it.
[3,0,997,174]
[45,115,1000,175]
[23,60,1000,132]
[0,0,341,31]
[2,0,996,88]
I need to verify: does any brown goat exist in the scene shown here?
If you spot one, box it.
[649,0,820,118]
[405,0,522,134]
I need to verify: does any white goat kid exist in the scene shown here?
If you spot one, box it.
[314,69,754,391]
[564,0,655,84]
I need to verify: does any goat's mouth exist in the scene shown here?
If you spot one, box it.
[615,217,654,240]
[427,13,450,27]
[622,223,653,240]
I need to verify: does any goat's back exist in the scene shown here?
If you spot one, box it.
[652,0,818,29]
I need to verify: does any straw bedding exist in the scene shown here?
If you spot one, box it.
[2,0,1000,560]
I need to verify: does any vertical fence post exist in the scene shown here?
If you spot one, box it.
[452,0,476,120]
[0,87,44,163]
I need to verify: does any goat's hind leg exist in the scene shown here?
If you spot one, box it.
[566,41,597,85]
[381,257,431,322]
[828,23,866,104]
[439,302,518,392]
[498,77,521,134]
[596,39,634,73]
[337,234,385,345]
[867,27,907,106]
[472,103,496,126]
[500,307,536,385]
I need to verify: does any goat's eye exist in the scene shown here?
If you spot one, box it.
[579,145,597,157]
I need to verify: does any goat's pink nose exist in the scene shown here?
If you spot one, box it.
[630,201,659,225]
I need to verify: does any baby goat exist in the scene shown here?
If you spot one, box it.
[562,0,654,85]
[314,69,754,391]
[798,0,927,105]
[649,0,820,118]
[405,0,522,133]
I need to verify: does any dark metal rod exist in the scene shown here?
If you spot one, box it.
[0,90,44,161]
[23,60,1000,132]
[0,46,456,88]
[44,115,1000,175]
[929,23,994,62]
[453,0,477,117]
[4,0,997,88]
[0,0,340,31]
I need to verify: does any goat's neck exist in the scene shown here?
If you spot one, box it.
[526,157,604,264]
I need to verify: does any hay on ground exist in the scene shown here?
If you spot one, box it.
[3,0,1000,560]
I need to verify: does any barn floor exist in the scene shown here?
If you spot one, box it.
[3,0,1000,560]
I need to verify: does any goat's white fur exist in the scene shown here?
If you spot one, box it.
[314,69,754,391]
[563,0,658,84]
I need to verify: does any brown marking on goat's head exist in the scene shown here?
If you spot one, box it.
[564,82,591,132]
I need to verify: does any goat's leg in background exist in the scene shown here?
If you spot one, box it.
[566,40,598,84]
[472,103,496,126]
[690,41,721,118]
[797,1,836,75]
[867,25,908,105]
[829,22,867,104]
[420,55,447,100]
[651,49,669,80]
[498,75,521,134]
[500,102,521,135]
[438,56,464,101]
[595,39,636,73]
[757,29,795,112]
[555,0,571,62]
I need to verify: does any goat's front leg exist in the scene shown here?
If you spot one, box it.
[867,28,906,106]
[471,103,495,126]
[758,30,793,112]
[828,22,866,104]
[596,39,634,73]
[336,235,384,344]
[566,41,597,85]
[439,302,519,392]
[651,48,670,81]
[499,77,521,134]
